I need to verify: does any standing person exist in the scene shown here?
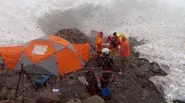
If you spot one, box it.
[101,48,114,71]
[117,32,128,42]
[108,32,120,56]
[99,48,114,100]
[120,36,130,70]
[94,32,104,60]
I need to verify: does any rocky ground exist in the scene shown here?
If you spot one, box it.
[0,28,169,103]
[55,28,167,103]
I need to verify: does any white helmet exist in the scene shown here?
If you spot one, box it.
[101,48,110,54]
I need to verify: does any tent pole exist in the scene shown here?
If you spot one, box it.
[22,70,37,92]
[14,67,22,99]
[22,66,24,103]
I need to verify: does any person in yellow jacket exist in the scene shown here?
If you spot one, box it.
[117,32,128,42]
[94,32,104,59]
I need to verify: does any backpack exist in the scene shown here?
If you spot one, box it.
[102,56,114,70]
[111,37,118,48]
[101,87,112,100]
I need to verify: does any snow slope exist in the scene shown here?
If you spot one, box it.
[0,0,185,102]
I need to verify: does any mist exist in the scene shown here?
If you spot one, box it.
[0,0,185,101]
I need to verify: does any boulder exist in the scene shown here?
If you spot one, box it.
[66,99,81,103]
[160,64,170,75]
[134,58,149,68]
[150,62,167,76]
[133,51,140,58]
[129,37,138,47]
[55,28,89,43]
[83,95,104,103]
[128,37,146,47]
[150,62,161,74]
[149,76,164,95]
[78,76,88,86]
[36,92,61,103]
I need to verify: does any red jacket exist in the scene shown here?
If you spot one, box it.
[120,40,130,57]
[107,35,120,50]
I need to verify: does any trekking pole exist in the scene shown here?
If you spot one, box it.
[14,67,23,99]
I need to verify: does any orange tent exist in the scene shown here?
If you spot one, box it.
[0,35,90,75]
[0,45,24,70]
[73,43,90,62]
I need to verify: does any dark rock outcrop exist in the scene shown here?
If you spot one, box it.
[55,28,89,43]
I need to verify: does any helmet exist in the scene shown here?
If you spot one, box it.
[101,48,110,54]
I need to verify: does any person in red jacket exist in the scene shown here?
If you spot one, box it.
[120,36,130,69]
[107,32,120,56]
[120,36,130,57]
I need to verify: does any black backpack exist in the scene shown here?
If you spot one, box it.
[111,37,118,48]
[102,56,114,70]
